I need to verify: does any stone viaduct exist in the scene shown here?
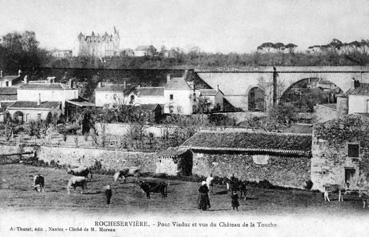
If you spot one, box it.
[196,66,369,111]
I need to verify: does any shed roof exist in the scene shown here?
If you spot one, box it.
[181,130,312,156]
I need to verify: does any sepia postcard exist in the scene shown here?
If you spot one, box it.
[0,0,369,236]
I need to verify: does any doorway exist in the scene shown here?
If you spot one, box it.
[344,168,356,188]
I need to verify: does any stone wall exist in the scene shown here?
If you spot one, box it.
[311,136,369,192]
[95,123,178,137]
[0,144,35,155]
[37,146,158,172]
[192,152,311,189]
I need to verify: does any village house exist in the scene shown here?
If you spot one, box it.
[157,130,312,189]
[94,82,134,107]
[346,82,369,114]
[134,45,156,57]
[314,80,369,123]
[17,78,78,113]
[51,49,73,58]
[164,73,195,115]
[7,101,61,123]
[311,114,369,192]
[0,75,22,88]
[197,88,224,112]
[127,86,165,105]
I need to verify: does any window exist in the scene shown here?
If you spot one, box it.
[5,81,9,87]
[170,94,174,100]
[348,143,359,157]
[169,105,174,114]
[37,113,42,120]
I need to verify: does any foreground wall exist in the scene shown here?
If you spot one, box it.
[192,152,311,189]
[37,146,157,172]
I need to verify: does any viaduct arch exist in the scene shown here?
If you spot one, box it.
[196,66,369,111]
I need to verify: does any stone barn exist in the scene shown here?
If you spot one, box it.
[158,130,312,189]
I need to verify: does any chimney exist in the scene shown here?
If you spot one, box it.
[217,84,220,91]
[124,80,126,89]
[98,82,102,88]
[23,75,28,84]
[68,78,74,88]
[0,70,2,78]
[18,69,21,77]
[37,93,41,106]
[167,74,171,83]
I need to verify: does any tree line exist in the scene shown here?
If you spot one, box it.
[1,31,369,75]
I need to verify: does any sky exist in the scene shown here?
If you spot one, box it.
[0,0,368,53]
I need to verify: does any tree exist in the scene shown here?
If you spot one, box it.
[285,43,298,53]
[257,42,275,52]
[1,31,48,73]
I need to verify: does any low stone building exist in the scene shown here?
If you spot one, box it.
[311,114,369,191]
[7,101,61,122]
[158,130,312,189]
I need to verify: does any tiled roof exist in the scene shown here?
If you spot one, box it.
[199,89,218,96]
[181,130,312,156]
[19,83,67,90]
[137,87,164,97]
[8,101,60,109]
[0,87,17,95]
[346,83,369,96]
[165,77,191,90]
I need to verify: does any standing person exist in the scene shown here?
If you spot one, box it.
[198,181,211,211]
[231,190,240,211]
[206,173,214,194]
[104,185,112,205]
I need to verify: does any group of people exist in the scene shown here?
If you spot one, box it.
[198,174,241,211]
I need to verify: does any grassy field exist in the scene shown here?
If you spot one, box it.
[0,164,368,215]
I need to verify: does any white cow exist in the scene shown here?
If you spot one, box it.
[67,176,87,195]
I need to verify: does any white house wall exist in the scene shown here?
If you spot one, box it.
[164,90,193,115]
[348,95,369,114]
[137,96,166,105]
[95,91,125,107]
